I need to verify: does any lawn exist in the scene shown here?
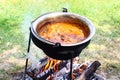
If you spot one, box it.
[0,0,120,80]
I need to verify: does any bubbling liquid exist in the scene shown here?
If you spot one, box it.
[38,22,88,44]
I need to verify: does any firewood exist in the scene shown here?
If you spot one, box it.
[77,61,101,80]
[34,61,68,80]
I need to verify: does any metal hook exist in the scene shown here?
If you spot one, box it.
[62,8,68,12]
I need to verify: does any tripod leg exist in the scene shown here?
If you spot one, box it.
[70,53,73,80]
[24,31,31,80]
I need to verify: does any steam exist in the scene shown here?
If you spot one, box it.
[20,13,33,43]
[20,4,70,68]
[20,13,46,68]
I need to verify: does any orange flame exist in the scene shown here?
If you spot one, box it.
[43,58,61,71]
[37,57,88,80]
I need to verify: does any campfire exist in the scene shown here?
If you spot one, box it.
[24,9,105,80]
[25,56,104,80]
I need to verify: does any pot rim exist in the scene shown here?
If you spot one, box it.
[31,12,95,46]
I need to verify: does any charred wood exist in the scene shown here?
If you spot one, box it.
[78,61,101,80]
[26,57,48,78]
[33,61,68,80]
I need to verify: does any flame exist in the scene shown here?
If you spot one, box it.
[71,63,88,80]
[72,73,75,80]
[76,63,88,74]
[35,57,88,80]
[42,57,88,80]
[43,58,61,71]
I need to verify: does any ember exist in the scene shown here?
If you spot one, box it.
[26,57,104,80]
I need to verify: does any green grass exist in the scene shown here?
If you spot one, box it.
[0,0,120,79]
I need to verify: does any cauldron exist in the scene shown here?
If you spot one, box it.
[30,12,95,60]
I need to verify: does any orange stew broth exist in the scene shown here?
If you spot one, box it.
[38,22,88,44]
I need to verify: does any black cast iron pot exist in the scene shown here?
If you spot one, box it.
[30,12,95,60]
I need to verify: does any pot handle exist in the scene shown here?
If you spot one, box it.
[62,8,68,12]
[53,42,61,48]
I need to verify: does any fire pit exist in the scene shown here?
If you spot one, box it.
[25,57,104,80]
[24,8,99,80]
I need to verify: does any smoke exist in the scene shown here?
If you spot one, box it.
[20,13,33,43]
[19,4,70,67]
[20,13,46,67]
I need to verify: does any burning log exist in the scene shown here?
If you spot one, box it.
[26,57,49,78]
[34,61,68,80]
[26,57,104,80]
[77,61,101,80]
[46,59,89,80]
[72,62,89,79]
[26,57,68,80]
